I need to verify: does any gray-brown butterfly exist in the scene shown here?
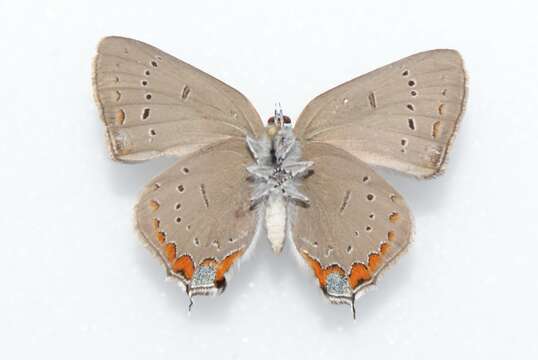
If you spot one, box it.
[93,36,466,317]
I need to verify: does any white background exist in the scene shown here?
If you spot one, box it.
[1,0,537,358]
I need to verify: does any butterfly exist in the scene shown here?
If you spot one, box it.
[93,36,466,318]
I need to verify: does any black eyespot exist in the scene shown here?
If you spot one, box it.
[267,116,275,125]
[283,116,291,124]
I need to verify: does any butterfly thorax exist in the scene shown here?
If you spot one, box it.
[246,126,313,253]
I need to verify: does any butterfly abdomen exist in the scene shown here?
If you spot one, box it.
[265,193,287,254]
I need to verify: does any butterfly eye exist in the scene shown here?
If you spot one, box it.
[283,116,291,125]
[267,116,275,125]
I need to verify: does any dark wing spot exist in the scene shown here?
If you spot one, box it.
[199,184,209,208]
[339,190,352,214]
[368,91,377,109]
[181,85,191,100]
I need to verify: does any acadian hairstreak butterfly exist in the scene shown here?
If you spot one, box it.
[93,37,466,318]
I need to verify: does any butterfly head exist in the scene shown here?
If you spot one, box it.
[266,105,291,137]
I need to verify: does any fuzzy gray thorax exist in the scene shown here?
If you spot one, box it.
[246,128,313,205]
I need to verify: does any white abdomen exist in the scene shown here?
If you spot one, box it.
[265,194,286,253]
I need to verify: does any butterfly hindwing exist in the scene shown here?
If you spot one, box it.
[294,49,466,178]
[135,139,259,297]
[93,36,264,162]
[291,141,412,306]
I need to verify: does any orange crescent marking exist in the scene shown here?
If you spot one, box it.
[148,200,160,211]
[387,230,396,241]
[152,218,160,231]
[348,263,371,289]
[215,250,244,281]
[302,252,345,287]
[380,242,390,255]
[389,212,400,223]
[156,231,166,244]
[368,253,381,273]
[324,265,345,278]
[172,255,195,280]
[164,243,176,263]
[200,258,218,267]
[115,109,125,125]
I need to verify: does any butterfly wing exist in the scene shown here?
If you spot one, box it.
[135,138,260,298]
[93,36,264,162]
[290,142,412,313]
[293,50,466,178]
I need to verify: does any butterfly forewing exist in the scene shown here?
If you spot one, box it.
[93,36,264,162]
[291,142,412,300]
[135,139,258,294]
[294,49,466,178]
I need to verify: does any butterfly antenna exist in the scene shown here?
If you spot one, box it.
[274,102,284,125]
[274,102,281,115]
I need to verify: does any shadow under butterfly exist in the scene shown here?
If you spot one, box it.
[92,36,467,319]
